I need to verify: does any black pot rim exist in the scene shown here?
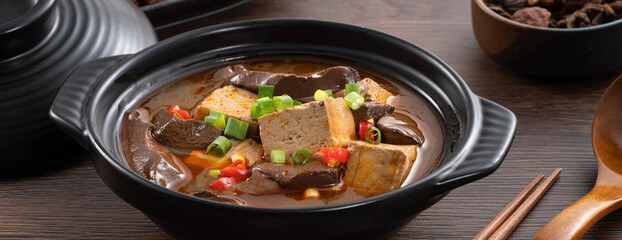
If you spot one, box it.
[85,19,484,213]
[0,0,55,34]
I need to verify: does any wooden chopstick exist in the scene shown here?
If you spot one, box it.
[473,174,544,240]
[474,168,562,240]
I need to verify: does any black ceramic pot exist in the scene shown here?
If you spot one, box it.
[0,0,156,170]
[50,19,516,239]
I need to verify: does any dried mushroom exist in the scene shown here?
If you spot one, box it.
[486,0,622,28]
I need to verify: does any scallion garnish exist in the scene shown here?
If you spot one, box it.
[365,126,382,144]
[271,150,285,164]
[293,100,303,106]
[258,85,275,99]
[344,92,365,110]
[314,89,328,101]
[345,83,360,95]
[258,97,275,115]
[291,149,311,165]
[324,89,333,97]
[204,110,227,129]
[274,95,294,110]
[208,169,220,178]
[206,136,232,157]
[224,118,249,140]
[250,103,260,121]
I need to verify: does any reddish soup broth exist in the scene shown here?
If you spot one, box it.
[122,59,445,208]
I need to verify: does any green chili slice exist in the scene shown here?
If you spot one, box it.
[208,169,220,178]
[344,92,365,110]
[271,150,286,164]
[206,136,232,157]
[291,149,311,165]
[258,85,275,99]
[365,126,382,144]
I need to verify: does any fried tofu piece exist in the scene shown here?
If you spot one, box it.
[258,97,355,163]
[193,85,259,137]
[335,78,394,104]
[344,141,417,196]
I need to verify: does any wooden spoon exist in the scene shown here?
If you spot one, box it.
[534,75,622,240]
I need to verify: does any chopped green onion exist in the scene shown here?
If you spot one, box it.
[250,103,260,121]
[258,97,275,115]
[365,127,382,144]
[273,95,294,110]
[271,150,285,164]
[324,89,333,97]
[258,85,275,99]
[206,136,232,157]
[314,89,328,101]
[291,149,311,165]
[345,83,360,95]
[204,110,227,129]
[208,169,220,178]
[344,92,365,110]
[293,100,303,106]
[224,118,249,140]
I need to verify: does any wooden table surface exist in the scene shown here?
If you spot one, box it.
[2,0,621,239]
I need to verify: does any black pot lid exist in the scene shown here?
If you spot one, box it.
[0,0,157,170]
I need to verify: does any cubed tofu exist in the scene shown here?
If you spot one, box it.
[193,85,259,137]
[335,78,394,104]
[258,97,355,163]
[344,141,417,196]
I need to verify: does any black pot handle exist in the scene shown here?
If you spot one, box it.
[433,97,517,194]
[49,55,129,148]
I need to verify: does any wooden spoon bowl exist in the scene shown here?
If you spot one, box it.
[534,75,622,239]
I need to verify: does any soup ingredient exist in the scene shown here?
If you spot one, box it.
[219,160,250,182]
[345,83,360,95]
[358,121,376,142]
[208,169,220,178]
[210,177,234,190]
[257,97,276,115]
[224,117,250,140]
[352,102,395,124]
[271,150,286,163]
[236,170,282,195]
[257,85,275,99]
[511,7,551,27]
[193,191,244,205]
[167,105,192,120]
[304,188,320,199]
[123,108,190,190]
[258,97,355,163]
[365,127,382,144]
[245,160,341,189]
[344,92,365,110]
[222,64,359,99]
[204,110,227,129]
[151,109,224,149]
[183,151,231,169]
[291,149,311,166]
[207,136,232,157]
[193,85,259,138]
[377,114,425,145]
[336,78,394,104]
[273,95,294,110]
[250,103,260,120]
[315,147,349,167]
[344,141,417,196]
[314,89,329,101]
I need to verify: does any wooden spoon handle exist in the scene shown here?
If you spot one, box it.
[534,185,622,240]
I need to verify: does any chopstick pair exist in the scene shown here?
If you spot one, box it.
[473,168,562,240]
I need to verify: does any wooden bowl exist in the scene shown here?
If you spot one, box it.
[471,0,622,78]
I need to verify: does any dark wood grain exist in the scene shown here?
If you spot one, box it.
[2,0,621,239]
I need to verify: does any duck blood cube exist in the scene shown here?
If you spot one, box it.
[258,97,355,163]
[344,141,417,197]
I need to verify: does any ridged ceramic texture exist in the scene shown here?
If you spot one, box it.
[0,0,156,169]
[141,0,250,30]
